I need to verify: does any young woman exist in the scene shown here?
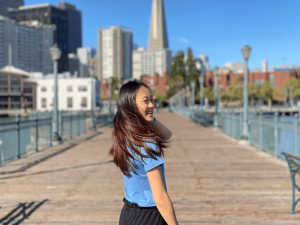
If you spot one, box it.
[110,81,179,225]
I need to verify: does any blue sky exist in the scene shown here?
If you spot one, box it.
[26,0,300,70]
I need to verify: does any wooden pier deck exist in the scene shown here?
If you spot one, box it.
[0,110,299,224]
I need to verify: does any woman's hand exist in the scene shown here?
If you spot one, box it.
[152,118,172,140]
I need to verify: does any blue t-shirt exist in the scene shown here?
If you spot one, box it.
[122,142,167,207]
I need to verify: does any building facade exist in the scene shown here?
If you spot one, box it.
[57,2,82,54]
[132,48,171,80]
[88,56,100,80]
[0,66,36,110]
[141,72,169,97]
[0,0,23,17]
[132,0,171,80]
[0,16,54,74]
[8,3,81,72]
[98,26,132,80]
[32,76,100,111]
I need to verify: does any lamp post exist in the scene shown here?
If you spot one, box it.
[191,81,195,106]
[284,86,287,107]
[88,66,96,130]
[290,86,293,107]
[49,44,61,141]
[185,85,190,107]
[213,66,219,129]
[198,76,204,113]
[108,77,112,118]
[241,44,252,139]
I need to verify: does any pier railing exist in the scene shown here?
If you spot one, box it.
[170,105,300,158]
[0,110,115,164]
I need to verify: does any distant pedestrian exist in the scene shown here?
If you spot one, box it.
[109,81,178,225]
[155,102,160,113]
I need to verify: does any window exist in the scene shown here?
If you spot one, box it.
[67,97,73,108]
[41,86,47,92]
[11,96,20,102]
[41,98,47,108]
[67,86,73,92]
[78,85,87,92]
[81,97,87,108]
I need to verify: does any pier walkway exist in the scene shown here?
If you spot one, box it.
[0,111,299,224]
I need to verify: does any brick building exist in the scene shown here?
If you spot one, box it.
[141,72,169,98]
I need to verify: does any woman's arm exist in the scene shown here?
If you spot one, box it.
[147,166,178,225]
[152,118,172,140]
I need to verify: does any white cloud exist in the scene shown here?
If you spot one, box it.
[178,37,189,44]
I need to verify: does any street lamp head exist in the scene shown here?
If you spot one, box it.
[198,76,204,84]
[49,44,61,61]
[213,66,219,76]
[241,44,252,61]
[191,81,195,88]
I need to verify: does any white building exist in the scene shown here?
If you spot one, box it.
[98,26,132,80]
[132,0,172,80]
[32,76,100,112]
[224,62,244,73]
[262,59,268,72]
[0,16,54,74]
[132,47,171,80]
[195,55,210,74]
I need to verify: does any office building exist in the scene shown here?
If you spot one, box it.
[88,56,100,79]
[68,53,80,77]
[262,59,268,72]
[0,16,54,74]
[98,26,132,80]
[8,2,82,72]
[132,0,171,80]
[196,55,210,74]
[0,0,23,17]
[57,2,82,54]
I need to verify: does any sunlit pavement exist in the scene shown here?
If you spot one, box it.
[0,110,299,224]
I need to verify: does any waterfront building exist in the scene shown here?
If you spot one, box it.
[0,65,36,110]
[0,16,54,74]
[132,0,171,80]
[8,2,82,72]
[141,72,169,97]
[32,76,100,112]
[0,0,23,17]
[98,26,132,80]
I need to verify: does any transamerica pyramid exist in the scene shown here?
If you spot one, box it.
[148,0,169,50]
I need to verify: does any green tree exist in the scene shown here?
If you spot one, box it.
[154,90,165,103]
[284,77,300,100]
[260,81,273,103]
[184,48,199,88]
[105,77,120,101]
[248,83,260,105]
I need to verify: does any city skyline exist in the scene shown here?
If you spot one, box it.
[24,0,300,70]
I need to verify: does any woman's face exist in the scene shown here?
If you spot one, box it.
[135,86,154,121]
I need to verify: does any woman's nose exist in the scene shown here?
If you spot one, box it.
[149,100,154,108]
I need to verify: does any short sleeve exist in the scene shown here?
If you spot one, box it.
[140,142,164,172]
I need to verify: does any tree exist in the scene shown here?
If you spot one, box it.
[105,77,120,101]
[284,77,300,100]
[154,90,165,103]
[184,48,199,88]
[248,83,260,105]
[260,81,273,103]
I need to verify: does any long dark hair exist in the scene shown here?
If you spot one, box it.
[109,81,167,176]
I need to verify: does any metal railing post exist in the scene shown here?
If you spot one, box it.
[83,112,86,134]
[15,114,21,158]
[295,114,299,156]
[69,112,72,139]
[77,112,80,136]
[274,112,279,157]
[59,112,63,142]
[35,113,38,152]
[259,111,263,151]
[49,118,52,147]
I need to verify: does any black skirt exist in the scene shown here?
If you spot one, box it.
[119,198,167,225]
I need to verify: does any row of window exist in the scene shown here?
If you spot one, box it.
[41,97,88,108]
[41,85,87,92]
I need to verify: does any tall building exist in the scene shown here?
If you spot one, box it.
[98,26,133,80]
[57,2,82,54]
[68,53,80,76]
[0,0,23,17]
[0,16,54,74]
[262,59,268,72]
[8,2,82,72]
[132,0,171,80]
[88,56,100,79]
